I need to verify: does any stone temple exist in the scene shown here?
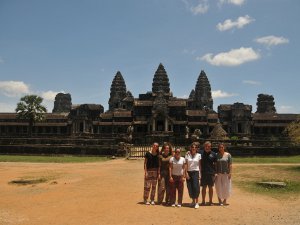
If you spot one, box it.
[0,63,297,144]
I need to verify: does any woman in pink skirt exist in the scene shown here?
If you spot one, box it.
[215,143,232,206]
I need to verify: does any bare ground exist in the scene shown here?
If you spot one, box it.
[0,159,299,225]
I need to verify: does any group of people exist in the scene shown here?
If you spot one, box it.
[143,141,232,208]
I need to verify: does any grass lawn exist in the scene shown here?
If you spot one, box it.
[0,154,109,163]
[234,164,300,198]
[234,155,300,164]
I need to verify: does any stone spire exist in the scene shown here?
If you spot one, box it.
[152,63,170,95]
[193,70,213,110]
[189,89,195,99]
[256,94,276,113]
[52,93,72,113]
[108,71,127,111]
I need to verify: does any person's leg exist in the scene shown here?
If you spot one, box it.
[143,176,151,202]
[169,178,176,206]
[149,170,158,202]
[208,185,214,204]
[193,172,200,201]
[186,171,193,199]
[177,177,184,205]
[165,175,170,205]
[157,175,165,204]
[215,174,222,203]
[201,185,207,204]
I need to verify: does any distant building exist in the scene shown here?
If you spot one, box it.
[0,64,297,143]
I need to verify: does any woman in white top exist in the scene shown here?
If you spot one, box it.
[169,148,186,207]
[185,143,201,209]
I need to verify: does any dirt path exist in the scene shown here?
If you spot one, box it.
[0,160,299,225]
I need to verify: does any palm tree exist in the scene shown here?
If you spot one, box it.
[15,95,47,136]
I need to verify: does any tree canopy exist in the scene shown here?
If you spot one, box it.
[15,95,47,135]
[284,118,300,145]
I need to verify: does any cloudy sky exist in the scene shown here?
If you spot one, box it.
[0,0,299,113]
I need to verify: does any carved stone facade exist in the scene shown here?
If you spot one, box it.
[52,93,72,113]
[0,64,298,142]
[256,94,276,113]
[218,103,252,135]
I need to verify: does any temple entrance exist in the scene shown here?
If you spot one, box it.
[156,120,164,132]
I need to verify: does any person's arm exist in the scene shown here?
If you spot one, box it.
[228,153,232,179]
[185,158,190,180]
[144,158,148,178]
[182,159,186,182]
[169,161,174,183]
[228,163,232,179]
[199,158,202,180]
[158,157,161,180]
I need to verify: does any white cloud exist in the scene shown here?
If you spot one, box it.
[0,102,16,112]
[0,81,31,97]
[183,48,196,55]
[217,15,254,31]
[40,90,62,101]
[219,0,245,6]
[182,0,209,15]
[190,1,209,15]
[198,47,260,66]
[212,90,238,98]
[278,105,293,113]
[243,80,261,85]
[254,35,289,47]
[0,57,4,64]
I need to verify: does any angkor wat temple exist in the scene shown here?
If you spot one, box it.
[0,64,297,144]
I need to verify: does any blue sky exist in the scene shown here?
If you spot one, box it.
[0,0,299,113]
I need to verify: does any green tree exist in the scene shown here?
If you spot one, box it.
[15,95,47,136]
[284,118,300,145]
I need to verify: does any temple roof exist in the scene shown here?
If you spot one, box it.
[0,113,68,119]
[210,122,228,140]
[186,110,207,116]
[109,71,127,111]
[168,100,186,107]
[152,63,170,95]
[134,100,153,106]
[193,70,213,110]
[252,113,298,121]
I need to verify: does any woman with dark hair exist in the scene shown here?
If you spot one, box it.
[143,142,160,205]
[215,143,232,206]
[169,148,186,207]
[157,142,173,205]
[185,143,201,209]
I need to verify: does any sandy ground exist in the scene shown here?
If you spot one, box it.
[0,159,299,225]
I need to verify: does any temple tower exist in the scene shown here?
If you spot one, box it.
[193,70,213,110]
[256,94,276,113]
[52,93,72,113]
[108,71,127,111]
[152,63,170,96]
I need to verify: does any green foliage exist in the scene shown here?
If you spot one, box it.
[15,95,47,136]
[284,118,300,145]
[0,155,109,163]
[230,136,239,140]
[234,156,300,164]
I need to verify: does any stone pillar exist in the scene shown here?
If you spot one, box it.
[165,118,168,132]
[152,119,156,132]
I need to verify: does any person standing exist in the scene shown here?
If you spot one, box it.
[185,143,201,209]
[200,141,217,205]
[157,143,173,205]
[169,148,185,207]
[143,142,160,205]
[215,143,232,206]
